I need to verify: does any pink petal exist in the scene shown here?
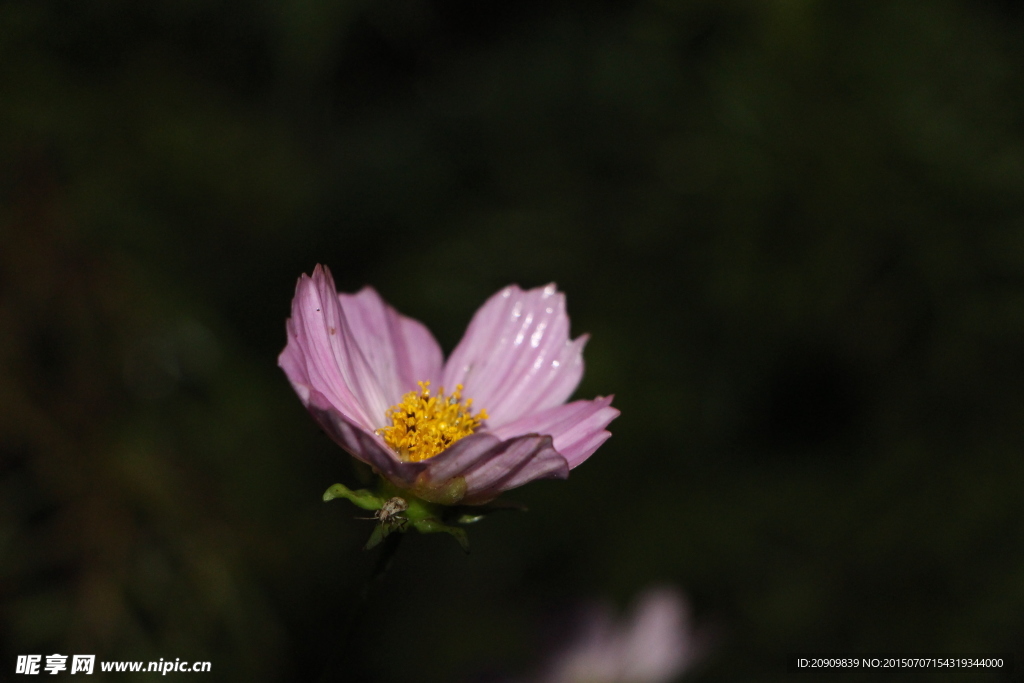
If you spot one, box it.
[536,588,696,683]
[617,587,695,681]
[420,432,570,504]
[337,286,443,410]
[303,387,425,488]
[490,397,619,468]
[442,284,586,427]
[541,606,619,683]
[279,266,377,430]
[278,265,444,431]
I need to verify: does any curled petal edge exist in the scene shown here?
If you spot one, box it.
[419,431,570,505]
[491,396,619,469]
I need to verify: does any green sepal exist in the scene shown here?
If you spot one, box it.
[452,498,528,524]
[364,522,392,550]
[322,482,528,552]
[411,517,469,553]
[322,483,383,511]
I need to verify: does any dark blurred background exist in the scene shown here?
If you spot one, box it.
[3,0,1024,681]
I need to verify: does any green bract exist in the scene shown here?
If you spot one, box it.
[323,482,528,552]
[323,482,468,551]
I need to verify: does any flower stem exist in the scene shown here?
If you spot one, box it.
[317,532,404,683]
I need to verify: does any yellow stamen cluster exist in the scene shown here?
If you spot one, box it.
[378,382,487,462]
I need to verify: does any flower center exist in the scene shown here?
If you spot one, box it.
[378,381,487,462]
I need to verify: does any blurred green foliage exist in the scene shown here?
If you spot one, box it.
[3,0,1024,681]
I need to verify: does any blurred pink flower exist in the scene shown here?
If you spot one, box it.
[279,265,618,505]
[533,588,700,683]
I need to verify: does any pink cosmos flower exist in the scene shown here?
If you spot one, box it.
[279,265,618,505]
[530,587,701,683]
